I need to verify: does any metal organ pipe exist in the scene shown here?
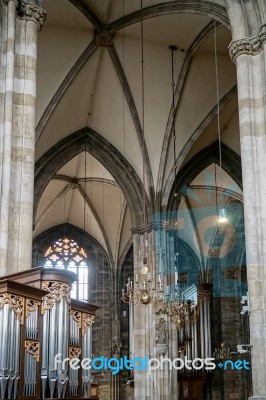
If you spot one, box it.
[198,284,212,368]
[2,304,9,370]
[82,319,92,398]
[207,298,211,358]
[42,281,72,399]
[0,268,97,399]
[0,296,22,400]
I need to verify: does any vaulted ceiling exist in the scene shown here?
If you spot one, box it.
[34,0,240,268]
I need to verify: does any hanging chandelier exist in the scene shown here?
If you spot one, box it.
[121,256,154,306]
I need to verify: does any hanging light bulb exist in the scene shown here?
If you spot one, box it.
[218,207,228,224]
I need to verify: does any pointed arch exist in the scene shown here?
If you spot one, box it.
[35,127,149,227]
[167,142,242,211]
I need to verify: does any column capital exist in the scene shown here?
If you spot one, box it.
[229,24,266,62]
[17,0,46,29]
[131,225,151,235]
[131,220,169,235]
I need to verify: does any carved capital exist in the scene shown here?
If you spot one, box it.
[95,31,112,47]
[131,221,169,235]
[17,0,46,28]
[131,224,151,235]
[229,23,266,61]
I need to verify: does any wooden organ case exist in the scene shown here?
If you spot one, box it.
[0,267,99,400]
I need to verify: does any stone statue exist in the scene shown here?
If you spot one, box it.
[155,318,167,344]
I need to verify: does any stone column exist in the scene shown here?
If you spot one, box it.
[132,224,175,400]
[229,26,266,400]
[0,0,46,276]
[132,229,153,400]
[0,0,18,275]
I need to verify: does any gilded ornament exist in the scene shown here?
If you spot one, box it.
[70,309,81,328]
[69,346,81,359]
[41,281,71,314]
[82,313,95,336]
[25,340,40,362]
[26,298,41,316]
[0,293,25,324]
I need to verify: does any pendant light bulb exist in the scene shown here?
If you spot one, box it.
[218,207,228,224]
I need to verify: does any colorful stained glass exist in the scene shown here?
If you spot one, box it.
[44,237,87,265]
[43,237,89,302]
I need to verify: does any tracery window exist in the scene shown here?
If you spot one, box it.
[43,237,89,301]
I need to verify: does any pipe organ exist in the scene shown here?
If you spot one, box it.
[0,268,98,400]
[177,283,213,400]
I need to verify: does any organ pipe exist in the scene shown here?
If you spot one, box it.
[0,267,97,399]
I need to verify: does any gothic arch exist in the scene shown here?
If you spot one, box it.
[34,127,149,227]
[167,142,242,211]
[32,222,109,269]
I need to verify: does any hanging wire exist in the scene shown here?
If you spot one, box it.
[116,0,126,347]
[171,44,178,266]
[213,4,223,196]
[170,45,177,211]
[83,146,87,251]
[102,172,105,357]
[122,0,126,158]
[89,95,93,236]
[63,181,66,235]
[83,145,87,301]
[170,45,179,290]
[140,0,146,228]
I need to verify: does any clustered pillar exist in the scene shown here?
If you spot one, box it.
[229,24,266,400]
[132,224,174,400]
[0,0,46,276]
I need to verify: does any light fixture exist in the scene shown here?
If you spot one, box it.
[218,207,228,224]
[121,262,153,306]
[214,19,228,225]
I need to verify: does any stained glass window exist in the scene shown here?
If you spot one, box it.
[44,237,89,301]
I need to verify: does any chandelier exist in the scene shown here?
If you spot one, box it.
[121,269,195,332]
[121,257,154,306]
[168,299,188,329]
[162,286,194,328]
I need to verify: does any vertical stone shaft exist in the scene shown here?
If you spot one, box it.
[236,49,266,398]
[8,15,37,273]
[133,226,174,400]
[133,232,150,400]
[0,0,17,275]
[0,0,45,275]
